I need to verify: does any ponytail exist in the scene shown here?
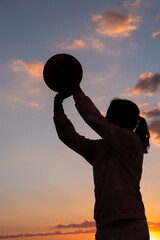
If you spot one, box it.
[135,116,150,154]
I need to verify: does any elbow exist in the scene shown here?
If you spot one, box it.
[85,114,104,126]
[56,130,68,145]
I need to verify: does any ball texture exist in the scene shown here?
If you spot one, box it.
[43,53,83,92]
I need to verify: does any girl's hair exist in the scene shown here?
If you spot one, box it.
[106,98,150,153]
[135,116,150,153]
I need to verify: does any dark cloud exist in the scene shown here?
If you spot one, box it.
[133,72,160,94]
[0,229,96,239]
[55,219,96,228]
[143,107,160,118]
[141,106,160,146]
[0,231,61,239]
[149,119,160,146]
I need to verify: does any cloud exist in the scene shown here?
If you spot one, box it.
[57,38,104,51]
[90,38,104,51]
[141,106,160,146]
[10,59,44,79]
[149,119,160,146]
[151,30,160,39]
[55,219,96,228]
[133,72,160,95]
[155,12,160,22]
[148,222,160,231]
[142,107,160,119]
[1,93,43,109]
[0,229,96,239]
[91,14,103,22]
[27,102,43,108]
[57,39,86,50]
[123,71,160,146]
[0,60,45,109]
[92,11,142,38]
[1,221,160,239]
[124,0,143,8]
[56,37,104,51]
[138,102,150,110]
[28,88,40,94]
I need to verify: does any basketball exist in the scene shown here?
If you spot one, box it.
[43,53,83,92]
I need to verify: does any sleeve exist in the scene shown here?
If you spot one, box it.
[53,109,98,165]
[73,90,139,157]
[73,90,115,140]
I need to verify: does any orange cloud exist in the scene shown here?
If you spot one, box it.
[148,222,160,231]
[2,60,44,109]
[139,72,153,80]
[91,14,103,22]
[27,102,43,108]
[10,59,44,78]
[92,11,142,38]
[138,102,150,110]
[57,38,104,51]
[57,39,86,50]
[151,30,160,39]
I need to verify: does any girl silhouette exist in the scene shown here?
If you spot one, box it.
[53,86,150,240]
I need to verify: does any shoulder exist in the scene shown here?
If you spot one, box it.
[108,123,143,155]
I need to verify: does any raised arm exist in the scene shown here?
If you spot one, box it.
[53,93,97,165]
[73,88,112,141]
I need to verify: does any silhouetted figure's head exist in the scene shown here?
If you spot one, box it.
[106,99,139,131]
[105,98,150,153]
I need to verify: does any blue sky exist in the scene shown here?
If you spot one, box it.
[0,0,160,239]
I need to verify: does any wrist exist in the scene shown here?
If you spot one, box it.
[72,85,82,94]
[54,95,64,112]
[54,93,64,102]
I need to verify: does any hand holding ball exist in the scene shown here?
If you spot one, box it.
[43,53,83,92]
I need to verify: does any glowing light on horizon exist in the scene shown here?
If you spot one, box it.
[150,231,160,240]
[150,237,156,240]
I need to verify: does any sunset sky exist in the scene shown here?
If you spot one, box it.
[0,0,160,239]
